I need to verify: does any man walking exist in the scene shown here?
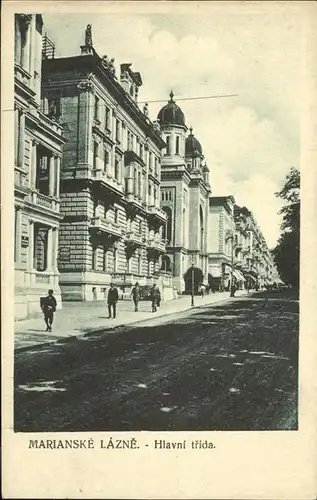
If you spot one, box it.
[107,283,119,318]
[200,283,206,298]
[41,289,57,332]
[131,282,140,312]
[150,284,160,313]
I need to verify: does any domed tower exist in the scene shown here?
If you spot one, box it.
[157,91,187,167]
[185,127,204,172]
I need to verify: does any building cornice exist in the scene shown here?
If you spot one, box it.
[42,55,166,149]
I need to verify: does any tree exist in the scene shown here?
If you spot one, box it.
[273,167,300,288]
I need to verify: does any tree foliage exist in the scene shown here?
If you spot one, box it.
[273,167,300,287]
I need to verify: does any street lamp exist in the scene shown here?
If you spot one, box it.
[191,262,195,306]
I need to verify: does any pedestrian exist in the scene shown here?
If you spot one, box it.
[200,283,206,298]
[131,282,140,312]
[40,289,57,332]
[150,284,160,312]
[107,282,119,318]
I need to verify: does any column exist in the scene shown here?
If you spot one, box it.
[30,141,37,189]
[19,112,25,168]
[46,228,53,271]
[14,208,21,264]
[28,220,34,271]
[48,155,55,197]
[21,22,31,72]
[55,156,60,198]
[52,228,59,272]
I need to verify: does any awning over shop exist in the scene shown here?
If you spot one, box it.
[245,273,257,283]
[233,269,245,282]
[208,267,222,278]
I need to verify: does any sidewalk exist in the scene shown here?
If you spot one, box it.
[15,291,247,351]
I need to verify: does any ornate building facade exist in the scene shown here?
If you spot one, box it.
[14,14,64,319]
[207,197,279,291]
[41,26,168,301]
[157,93,211,293]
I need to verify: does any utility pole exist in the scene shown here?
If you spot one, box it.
[191,262,195,306]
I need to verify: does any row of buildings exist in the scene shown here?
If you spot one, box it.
[14,16,279,319]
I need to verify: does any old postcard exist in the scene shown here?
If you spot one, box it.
[2,1,317,498]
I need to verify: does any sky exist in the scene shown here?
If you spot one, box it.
[43,2,302,248]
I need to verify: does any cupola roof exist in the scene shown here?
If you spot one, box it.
[185,127,203,157]
[157,91,186,127]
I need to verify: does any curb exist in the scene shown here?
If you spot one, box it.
[15,293,249,353]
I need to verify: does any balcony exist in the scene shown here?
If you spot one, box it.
[90,217,123,239]
[124,150,145,168]
[91,169,124,198]
[124,230,146,247]
[125,193,146,213]
[28,191,59,211]
[147,205,167,224]
[38,111,63,136]
[147,237,166,253]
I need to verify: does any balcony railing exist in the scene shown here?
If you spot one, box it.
[147,237,166,253]
[147,205,167,222]
[29,191,59,211]
[91,169,124,196]
[125,193,145,210]
[38,111,63,135]
[90,217,123,238]
[124,230,146,246]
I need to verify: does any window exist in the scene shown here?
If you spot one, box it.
[94,96,100,122]
[34,224,48,272]
[93,198,98,217]
[104,149,109,171]
[138,220,142,234]
[138,172,141,196]
[114,207,119,224]
[154,157,158,175]
[127,130,133,150]
[15,15,30,69]
[103,246,108,271]
[166,135,171,155]
[113,249,117,272]
[114,159,120,180]
[116,120,120,142]
[105,107,110,130]
[149,151,153,171]
[176,135,180,154]
[15,108,22,166]
[154,186,157,204]
[148,183,152,196]
[92,245,97,270]
[162,207,172,243]
[140,144,143,160]
[93,142,98,168]
[137,253,142,274]
[47,97,61,120]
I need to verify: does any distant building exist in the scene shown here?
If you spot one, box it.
[14,14,64,319]
[156,92,211,293]
[207,199,278,291]
[234,205,279,289]
[41,25,169,301]
[207,196,236,291]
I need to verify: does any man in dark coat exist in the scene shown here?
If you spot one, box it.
[150,284,160,312]
[40,289,57,332]
[131,282,140,312]
[107,283,119,318]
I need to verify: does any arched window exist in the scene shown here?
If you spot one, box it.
[176,135,180,154]
[162,206,172,243]
[161,255,171,272]
[200,205,204,251]
[165,135,171,155]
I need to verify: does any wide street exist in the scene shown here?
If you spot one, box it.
[14,289,299,432]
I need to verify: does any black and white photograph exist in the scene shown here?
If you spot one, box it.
[3,1,316,498]
[12,6,301,433]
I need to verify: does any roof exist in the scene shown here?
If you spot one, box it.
[157,91,186,127]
